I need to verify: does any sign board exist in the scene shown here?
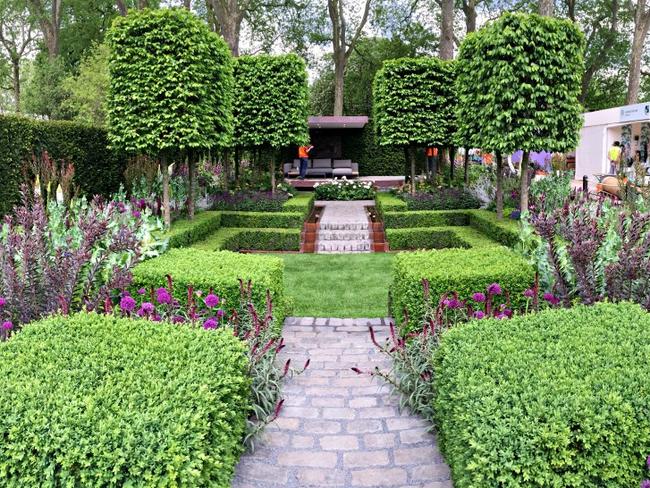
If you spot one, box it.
[620,103,650,123]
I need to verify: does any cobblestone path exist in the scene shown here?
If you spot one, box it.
[232,317,452,488]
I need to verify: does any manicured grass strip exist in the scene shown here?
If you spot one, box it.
[193,228,300,252]
[376,192,408,213]
[277,253,394,318]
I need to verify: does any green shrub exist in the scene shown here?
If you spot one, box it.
[313,179,376,200]
[211,192,288,212]
[282,192,315,216]
[387,228,470,250]
[383,210,469,228]
[163,211,222,248]
[132,249,286,322]
[0,313,250,487]
[0,115,126,215]
[376,192,408,214]
[467,209,519,247]
[391,248,534,327]
[220,211,304,228]
[194,228,300,252]
[434,302,650,487]
[403,189,481,210]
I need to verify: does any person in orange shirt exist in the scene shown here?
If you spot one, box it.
[426,146,438,175]
[298,143,314,179]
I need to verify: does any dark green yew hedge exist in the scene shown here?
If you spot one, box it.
[132,248,286,322]
[434,302,650,487]
[0,115,126,215]
[0,313,250,487]
[391,248,534,328]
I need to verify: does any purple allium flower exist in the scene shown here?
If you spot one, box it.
[137,288,146,295]
[543,293,560,306]
[141,302,155,314]
[155,287,171,305]
[203,317,218,329]
[442,298,451,307]
[523,288,535,298]
[152,314,162,322]
[120,295,136,312]
[216,309,225,318]
[447,298,461,309]
[647,455,650,470]
[132,210,141,219]
[0,297,5,307]
[172,315,185,324]
[472,292,486,302]
[204,293,220,308]
[116,201,126,213]
[641,480,650,488]
[137,198,147,210]
[502,308,513,318]
[473,311,485,319]
[487,283,502,295]
[2,321,13,330]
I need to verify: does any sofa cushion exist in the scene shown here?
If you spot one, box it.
[312,159,332,169]
[332,168,353,176]
[333,159,352,169]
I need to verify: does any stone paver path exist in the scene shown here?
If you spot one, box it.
[316,200,374,253]
[232,317,452,488]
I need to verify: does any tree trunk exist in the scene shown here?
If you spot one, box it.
[464,148,470,185]
[234,147,240,185]
[519,151,530,213]
[161,154,171,228]
[449,146,456,182]
[409,146,416,195]
[11,60,20,113]
[461,0,476,33]
[116,0,128,15]
[333,52,345,116]
[270,153,277,195]
[495,151,504,220]
[626,9,650,104]
[187,152,195,220]
[440,0,454,59]
[207,0,243,56]
[539,0,554,16]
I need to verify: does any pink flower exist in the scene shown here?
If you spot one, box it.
[543,293,560,306]
[137,288,146,295]
[0,297,5,307]
[204,293,220,308]
[172,315,185,324]
[138,302,155,316]
[2,321,13,330]
[216,309,225,318]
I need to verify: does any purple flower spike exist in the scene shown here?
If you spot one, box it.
[473,311,485,319]
[543,292,560,306]
[0,297,5,307]
[204,293,220,308]
[487,283,502,295]
[172,315,185,324]
[155,287,171,305]
[132,210,142,219]
[523,288,535,298]
[120,295,136,312]
[472,292,486,303]
[447,298,461,309]
[203,318,218,329]
[2,321,13,330]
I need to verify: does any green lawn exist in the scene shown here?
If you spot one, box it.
[274,253,395,318]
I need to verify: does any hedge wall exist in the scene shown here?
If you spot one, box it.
[375,192,408,214]
[387,226,499,251]
[391,248,534,328]
[220,211,305,228]
[163,211,222,249]
[383,210,469,228]
[282,192,315,216]
[193,228,301,252]
[467,210,520,247]
[132,249,287,322]
[0,313,250,487]
[434,302,650,487]
[0,115,126,215]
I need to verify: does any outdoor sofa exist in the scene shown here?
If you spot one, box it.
[283,158,360,178]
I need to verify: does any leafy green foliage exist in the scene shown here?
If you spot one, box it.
[194,228,301,252]
[163,211,223,249]
[233,54,308,149]
[529,172,573,213]
[382,210,469,228]
[132,248,286,322]
[281,192,315,216]
[391,248,534,328]
[313,179,375,200]
[402,189,481,210]
[373,57,456,148]
[107,8,233,154]
[386,226,498,250]
[467,209,520,247]
[434,302,650,487]
[455,13,585,153]
[375,192,408,213]
[0,313,250,487]
[0,114,126,215]
[220,211,305,228]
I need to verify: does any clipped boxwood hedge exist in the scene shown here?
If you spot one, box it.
[220,211,305,228]
[375,192,408,214]
[163,211,222,248]
[282,192,315,216]
[0,313,250,487]
[387,226,500,250]
[133,249,286,322]
[391,248,534,328]
[467,209,519,247]
[0,115,126,216]
[194,228,300,252]
[434,302,650,487]
[382,210,469,229]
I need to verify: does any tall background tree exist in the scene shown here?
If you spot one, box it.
[373,57,456,194]
[626,0,650,103]
[107,8,233,226]
[232,54,309,193]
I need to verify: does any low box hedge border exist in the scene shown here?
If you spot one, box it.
[163,211,222,249]
[282,192,315,216]
[0,313,250,487]
[383,210,469,229]
[467,209,519,247]
[376,192,408,214]
[132,248,287,322]
[220,211,305,229]
[386,226,500,250]
[193,228,301,252]
[390,248,534,328]
[434,302,650,487]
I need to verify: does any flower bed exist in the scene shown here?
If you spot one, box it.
[434,302,650,487]
[0,313,250,486]
[390,248,534,329]
[314,177,375,200]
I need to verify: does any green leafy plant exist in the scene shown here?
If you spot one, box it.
[313,178,376,200]
[434,302,650,487]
